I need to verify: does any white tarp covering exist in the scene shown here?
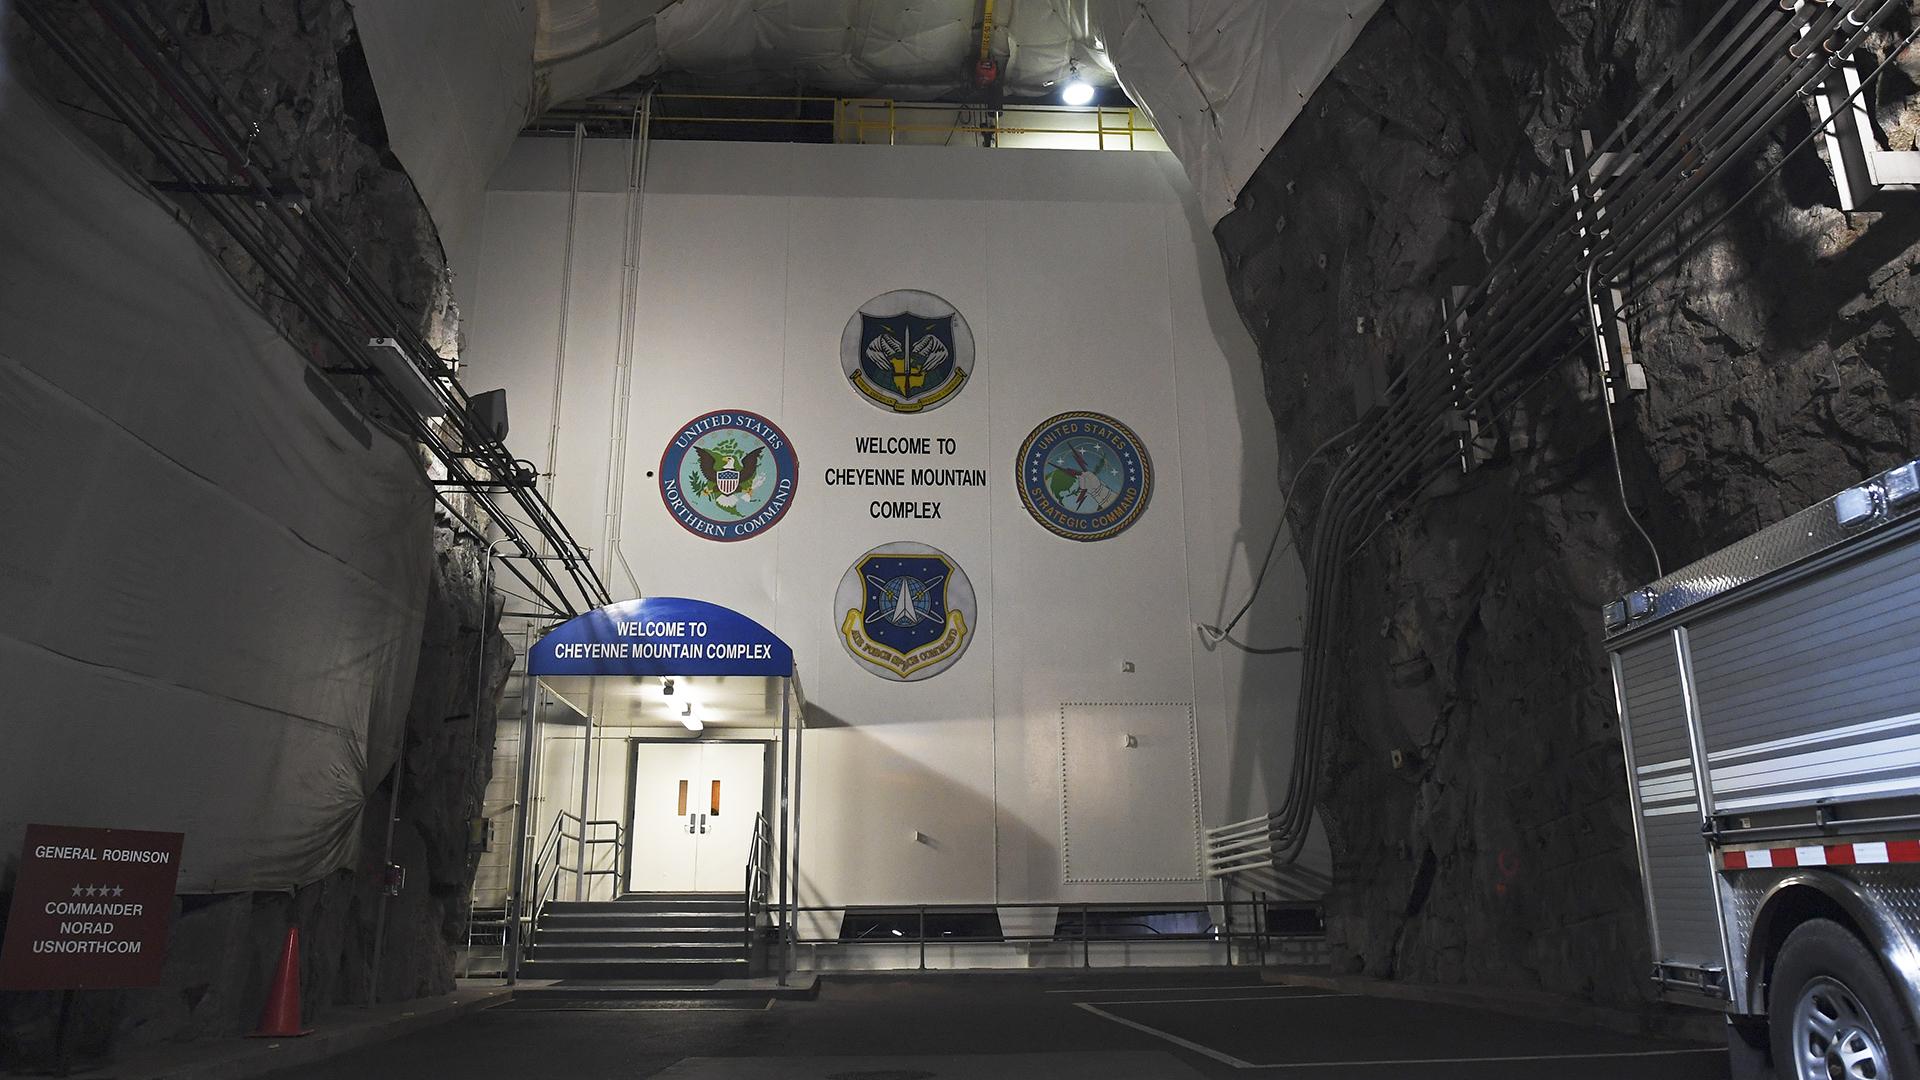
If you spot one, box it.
[348,0,1382,249]
[347,0,537,302]
[0,75,432,893]
[1086,0,1385,223]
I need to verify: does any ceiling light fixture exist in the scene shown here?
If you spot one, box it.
[1062,60,1094,106]
[680,701,703,733]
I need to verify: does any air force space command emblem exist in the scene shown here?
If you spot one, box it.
[1017,412,1152,542]
[834,542,977,681]
[841,290,974,414]
[659,411,797,541]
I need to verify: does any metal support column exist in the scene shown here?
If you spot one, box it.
[505,677,541,984]
[777,676,792,985]
[789,689,805,979]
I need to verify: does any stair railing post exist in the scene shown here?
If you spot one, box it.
[1225,887,1236,967]
[1082,904,1090,969]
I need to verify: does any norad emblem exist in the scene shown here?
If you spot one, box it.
[659,410,798,542]
[840,290,975,414]
[833,542,978,681]
[1016,412,1153,542]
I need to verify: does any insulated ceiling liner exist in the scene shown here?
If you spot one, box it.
[349,0,1382,275]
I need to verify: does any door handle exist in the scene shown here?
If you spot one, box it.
[686,813,697,834]
[699,813,709,834]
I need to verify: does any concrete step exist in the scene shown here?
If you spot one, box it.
[542,895,743,916]
[509,974,818,1001]
[516,958,750,980]
[530,941,747,961]
[533,922,741,937]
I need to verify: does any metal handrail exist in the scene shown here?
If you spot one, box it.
[781,900,1323,971]
[529,810,625,935]
[535,93,1159,151]
[743,812,772,959]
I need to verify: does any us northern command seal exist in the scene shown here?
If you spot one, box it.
[1016,412,1153,542]
[833,542,977,681]
[659,410,797,541]
[840,290,975,414]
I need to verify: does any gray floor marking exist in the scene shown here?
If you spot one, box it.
[1083,993,1348,1004]
[1073,1002,1727,1069]
[1045,985,1316,995]
[647,1050,1209,1079]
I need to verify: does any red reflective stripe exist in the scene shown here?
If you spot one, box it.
[1724,841,1920,869]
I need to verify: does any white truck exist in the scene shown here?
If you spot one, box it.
[1605,457,1920,1079]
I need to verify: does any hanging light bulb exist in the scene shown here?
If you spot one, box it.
[1062,59,1094,106]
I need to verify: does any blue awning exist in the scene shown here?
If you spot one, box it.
[529,596,792,678]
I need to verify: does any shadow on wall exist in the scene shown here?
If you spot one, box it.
[1171,164,1309,828]
[798,705,1047,908]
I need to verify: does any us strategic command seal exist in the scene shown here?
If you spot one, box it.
[659,410,797,542]
[841,290,974,414]
[1016,412,1152,542]
[834,542,977,681]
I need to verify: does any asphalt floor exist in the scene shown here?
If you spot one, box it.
[258,972,1731,1080]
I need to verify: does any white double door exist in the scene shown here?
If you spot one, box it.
[628,741,767,894]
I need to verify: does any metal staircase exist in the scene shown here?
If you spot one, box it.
[519,893,752,979]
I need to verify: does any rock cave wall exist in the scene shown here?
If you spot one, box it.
[1214,0,1920,1011]
[0,1,511,1068]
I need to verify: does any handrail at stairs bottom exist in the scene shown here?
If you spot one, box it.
[529,810,627,935]
[743,812,773,957]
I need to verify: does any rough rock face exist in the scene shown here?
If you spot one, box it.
[4,0,459,368]
[1215,0,1920,1009]
[0,2,505,1068]
[0,534,511,1070]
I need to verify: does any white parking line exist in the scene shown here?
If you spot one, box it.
[1072,1002,1725,1069]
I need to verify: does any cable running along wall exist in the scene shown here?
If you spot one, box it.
[1264,0,1906,865]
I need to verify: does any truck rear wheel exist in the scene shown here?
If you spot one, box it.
[1769,918,1919,1080]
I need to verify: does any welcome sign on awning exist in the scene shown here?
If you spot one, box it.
[529,596,793,678]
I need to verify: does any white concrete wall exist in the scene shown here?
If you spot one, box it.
[463,136,1326,908]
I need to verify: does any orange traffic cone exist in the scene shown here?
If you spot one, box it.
[248,927,313,1037]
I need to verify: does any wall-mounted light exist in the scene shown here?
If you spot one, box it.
[365,337,447,418]
[661,677,675,696]
[679,701,703,732]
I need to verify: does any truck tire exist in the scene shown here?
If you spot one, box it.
[1769,918,1920,1080]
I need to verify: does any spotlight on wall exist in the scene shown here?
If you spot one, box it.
[679,701,703,733]
[662,678,675,696]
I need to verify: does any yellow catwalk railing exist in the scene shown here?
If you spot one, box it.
[549,94,1169,152]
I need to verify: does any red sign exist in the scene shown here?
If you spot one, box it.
[0,824,184,989]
